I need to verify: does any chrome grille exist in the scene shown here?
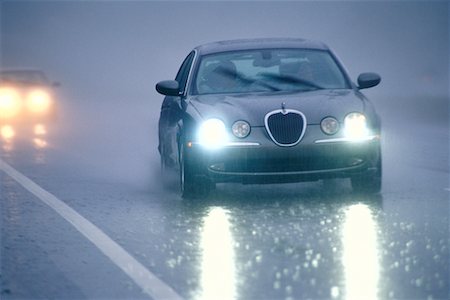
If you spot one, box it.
[265,109,306,146]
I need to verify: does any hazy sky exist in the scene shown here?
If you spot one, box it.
[1,1,448,101]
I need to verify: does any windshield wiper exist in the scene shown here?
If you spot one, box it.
[217,68,281,92]
[259,73,325,90]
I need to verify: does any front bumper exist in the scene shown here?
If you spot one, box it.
[184,125,381,184]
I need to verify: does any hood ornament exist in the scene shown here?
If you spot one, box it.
[281,102,287,114]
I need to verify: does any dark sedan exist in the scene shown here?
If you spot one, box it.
[156,38,382,198]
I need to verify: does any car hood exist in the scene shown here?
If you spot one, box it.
[187,89,365,126]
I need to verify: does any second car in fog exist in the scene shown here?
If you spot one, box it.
[0,69,58,147]
[156,38,382,198]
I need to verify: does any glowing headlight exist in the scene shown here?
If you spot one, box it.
[344,112,369,139]
[321,117,339,135]
[232,120,250,138]
[198,118,228,148]
[0,88,21,119]
[26,90,51,114]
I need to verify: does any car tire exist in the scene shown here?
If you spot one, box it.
[160,143,177,189]
[161,155,175,189]
[351,157,382,194]
[179,141,212,199]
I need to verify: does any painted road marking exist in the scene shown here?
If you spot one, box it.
[445,188,450,192]
[0,159,183,300]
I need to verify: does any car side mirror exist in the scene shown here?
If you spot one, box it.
[156,80,181,96]
[357,73,381,89]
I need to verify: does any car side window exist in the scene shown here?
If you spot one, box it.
[175,51,195,94]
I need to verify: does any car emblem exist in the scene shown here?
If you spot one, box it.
[281,102,287,114]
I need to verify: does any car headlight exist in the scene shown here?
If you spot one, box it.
[198,118,228,149]
[0,87,21,119]
[232,120,250,138]
[320,117,339,135]
[344,112,369,140]
[26,90,51,114]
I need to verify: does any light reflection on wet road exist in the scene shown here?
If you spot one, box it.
[342,203,379,300]
[183,188,385,300]
[1,123,50,164]
[199,207,236,300]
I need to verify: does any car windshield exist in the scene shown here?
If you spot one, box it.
[193,49,349,95]
[0,70,49,85]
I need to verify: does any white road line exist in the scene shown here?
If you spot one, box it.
[0,159,183,300]
[445,188,450,192]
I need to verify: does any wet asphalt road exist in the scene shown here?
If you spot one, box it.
[1,97,449,300]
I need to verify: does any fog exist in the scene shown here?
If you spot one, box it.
[1,1,448,188]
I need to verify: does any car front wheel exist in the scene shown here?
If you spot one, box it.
[180,142,195,198]
[179,141,212,199]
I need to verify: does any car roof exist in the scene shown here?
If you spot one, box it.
[0,69,50,85]
[194,38,329,55]
[0,68,46,75]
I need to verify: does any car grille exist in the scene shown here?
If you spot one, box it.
[265,110,306,146]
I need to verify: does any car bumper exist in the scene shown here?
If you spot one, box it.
[184,126,381,184]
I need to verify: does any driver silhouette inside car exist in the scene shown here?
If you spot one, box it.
[201,61,238,94]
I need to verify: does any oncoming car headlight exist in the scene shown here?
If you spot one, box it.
[198,118,229,149]
[344,112,369,140]
[232,120,250,138]
[0,87,21,119]
[26,90,51,114]
[321,117,339,135]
